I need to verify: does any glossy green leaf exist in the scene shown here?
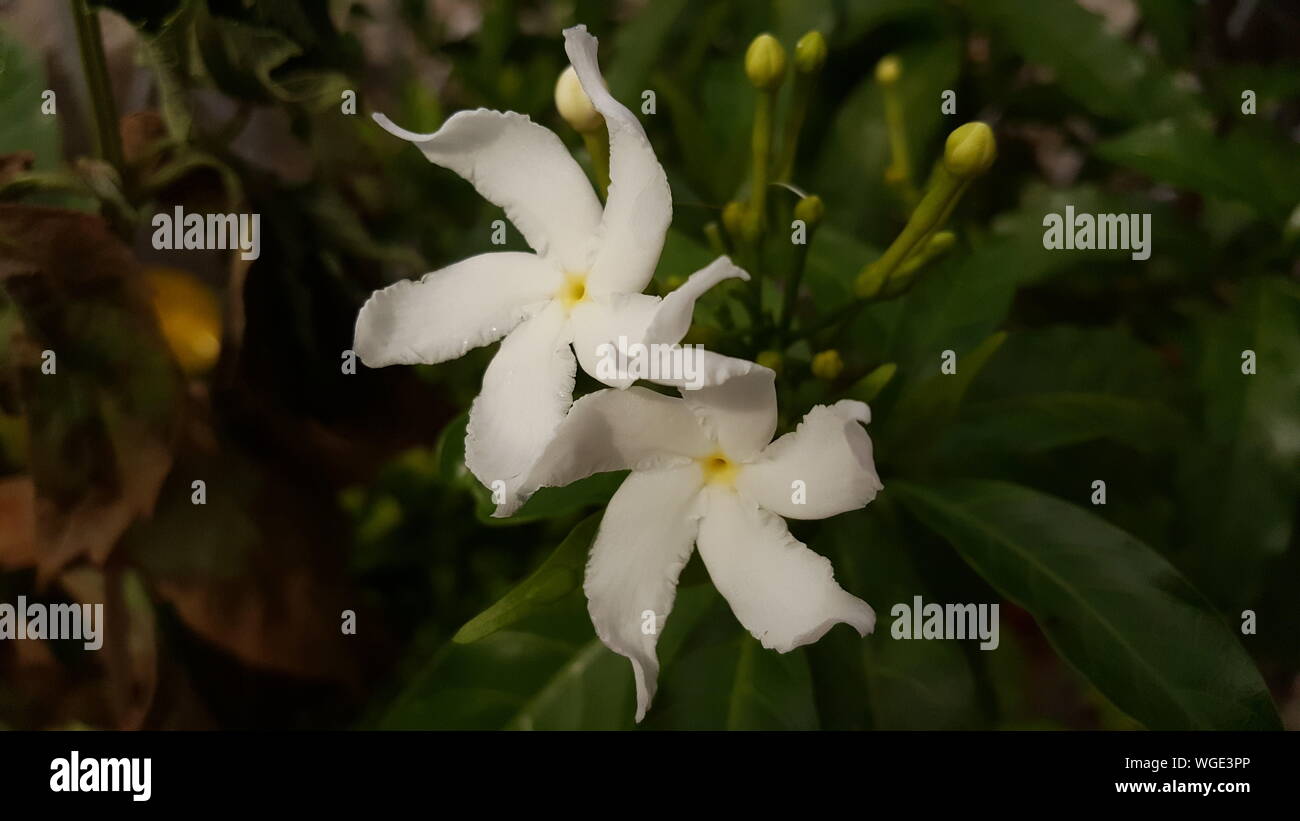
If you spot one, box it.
[376,585,715,730]
[453,514,599,644]
[648,589,820,730]
[893,478,1281,730]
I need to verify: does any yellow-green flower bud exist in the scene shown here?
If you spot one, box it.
[793,194,824,227]
[745,34,787,91]
[943,121,997,178]
[722,200,747,238]
[794,31,827,74]
[554,66,603,133]
[811,349,844,381]
[756,350,784,373]
[875,55,901,86]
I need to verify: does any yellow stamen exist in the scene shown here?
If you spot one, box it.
[699,451,738,487]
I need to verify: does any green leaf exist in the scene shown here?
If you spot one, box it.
[947,392,1188,455]
[375,586,715,730]
[884,331,1006,463]
[647,591,820,730]
[968,0,1199,121]
[813,35,963,242]
[893,478,1281,730]
[453,514,599,644]
[1097,121,1300,222]
[1177,278,1300,608]
[0,29,62,171]
[818,504,984,729]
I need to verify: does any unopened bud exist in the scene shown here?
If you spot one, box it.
[943,121,997,178]
[811,349,844,380]
[555,66,603,133]
[745,34,787,91]
[794,31,827,74]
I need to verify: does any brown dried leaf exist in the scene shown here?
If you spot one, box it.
[0,205,183,581]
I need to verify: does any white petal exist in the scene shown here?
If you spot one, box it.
[643,256,748,345]
[569,294,659,389]
[353,252,561,367]
[680,366,778,461]
[736,400,883,520]
[501,386,712,516]
[563,26,671,296]
[696,487,875,652]
[465,300,575,490]
[568,257,751,389]
[373,109,602,272]
[585,466,704,722]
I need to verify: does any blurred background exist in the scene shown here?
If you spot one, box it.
[0,0,1296,730]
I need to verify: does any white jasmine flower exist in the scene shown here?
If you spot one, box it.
[506,368,883,722]
[354,25,753,494]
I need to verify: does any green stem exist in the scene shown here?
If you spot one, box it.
[744,90,775,241]
[775,76,812,182]
[71,0,124,173]
[882,94,917,208]
[858,165,968,294]
[779,227,814,342]
[582,128,610,199]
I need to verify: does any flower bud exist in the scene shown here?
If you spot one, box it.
[942,121,997,178]
[745,34,787,91]
[756,350,784,374]
[811,349,844,381]
[554,66,603,133]
[875,55,901,86]
[793,194,824,227]
[794,31,827,74]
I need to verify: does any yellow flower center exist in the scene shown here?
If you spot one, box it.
[558,272,588,310]
[699,451,738,487]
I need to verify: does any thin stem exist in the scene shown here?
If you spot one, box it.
[744,90,774,241]
[71,0,124,173]
[778,228,813,342]
[775,77,811,182]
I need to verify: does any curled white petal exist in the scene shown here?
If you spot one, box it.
[585,466,704,723]
[737,400,883,520]
[643,256,748,345]
[563,26,671,296]
[353,252,561,367]
[373,109,601,272]
[696,487,875,653]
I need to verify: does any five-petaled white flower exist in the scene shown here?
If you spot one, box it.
[501,367,883,722]
[354,25,754,497]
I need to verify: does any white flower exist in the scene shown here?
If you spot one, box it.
[506,368,883,722]
[354,25,753,495]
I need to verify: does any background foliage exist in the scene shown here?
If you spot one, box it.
[0,0,1296,730]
